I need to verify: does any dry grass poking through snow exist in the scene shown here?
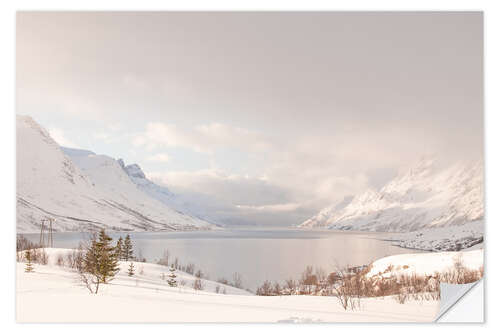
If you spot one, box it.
[256,251,483,311]
[333,252,483,309]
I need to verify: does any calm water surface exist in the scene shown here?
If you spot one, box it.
[21,227,422,291]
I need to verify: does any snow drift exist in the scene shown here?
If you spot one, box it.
[365,249,483,279]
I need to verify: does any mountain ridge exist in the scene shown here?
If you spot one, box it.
[16,115,214,233]
[300,157,484,232]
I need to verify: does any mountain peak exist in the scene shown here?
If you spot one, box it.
[300,157,483,232]
[17,116,213,232]
[125,163,146,179]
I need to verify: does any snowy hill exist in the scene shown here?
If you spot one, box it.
[301,157,484,233]
[16,115,213,233]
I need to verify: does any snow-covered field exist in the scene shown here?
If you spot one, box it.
[16,249,439,323]
[366,249,483,279]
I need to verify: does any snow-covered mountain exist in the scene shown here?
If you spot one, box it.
[114,160,220,225]
[16,115,214,233]
[62,148,219,225]
[300,157,484,232]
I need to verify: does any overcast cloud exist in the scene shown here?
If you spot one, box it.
[17,12,483,225]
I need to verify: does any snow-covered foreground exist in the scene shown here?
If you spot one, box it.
[366,249,484,279]
[17,249,439,323]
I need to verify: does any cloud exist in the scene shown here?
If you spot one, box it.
[48,128,79,148]
[133,122,272,154]
[122,74,148,90]
[17,12,482,226]
[149,168,290,207]
[149,169,317,226]
[92,123,129,144]
[139,121,409,225]
[147,153,170,163]
[235,202,303,212]
[93,132,111,141]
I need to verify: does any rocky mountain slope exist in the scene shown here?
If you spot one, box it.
[16,115,213,233]
[300,157,484,233]
[63,149,219,226]
[119,160,217,224]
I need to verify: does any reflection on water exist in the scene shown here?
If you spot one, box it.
[20,227,423,291]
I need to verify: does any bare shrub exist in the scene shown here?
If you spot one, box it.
[31,248,48,265]
[193,277,204,290]
[393,290,409,304]
[283,279,297,295]
[300,266,318,295]
[232,272,243,289]
[136,249,146,263]
[185,263,195,275]
[56,253,65,267]
[256,280,273,296]
[215,285,221,293]
[330,266,364,310]
[157,249,170,266]
[315,267,328,290]
[252,258,483,309]
[217,277,229,285]
[273,281,282,295]
[80,271,100,294]
[65,248,83,269]
[17,235,38,252]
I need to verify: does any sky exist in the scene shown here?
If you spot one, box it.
[16,12,483,225]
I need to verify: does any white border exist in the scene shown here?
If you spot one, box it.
[1,1,498,332]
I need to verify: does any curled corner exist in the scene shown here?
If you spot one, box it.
[434,279,483,322]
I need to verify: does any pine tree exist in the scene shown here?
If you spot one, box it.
[167,264,177,287]
[83,229,120,284]
[127,262,135,277]
[115,236,123,260]
[25,249,34,273]
[123,234,133,261]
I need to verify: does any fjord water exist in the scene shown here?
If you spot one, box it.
[21,228,422,291]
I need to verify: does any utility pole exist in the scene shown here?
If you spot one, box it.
[39,219,45,247]
[49,218,53,248]
[39,217,55,248]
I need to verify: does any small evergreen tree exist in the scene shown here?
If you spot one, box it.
[25,249,34,273]
[83,229,120,285]
[167,264,177,287]
[127,262,135,277]
[115,236,124,260]
[123,234,133,261]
